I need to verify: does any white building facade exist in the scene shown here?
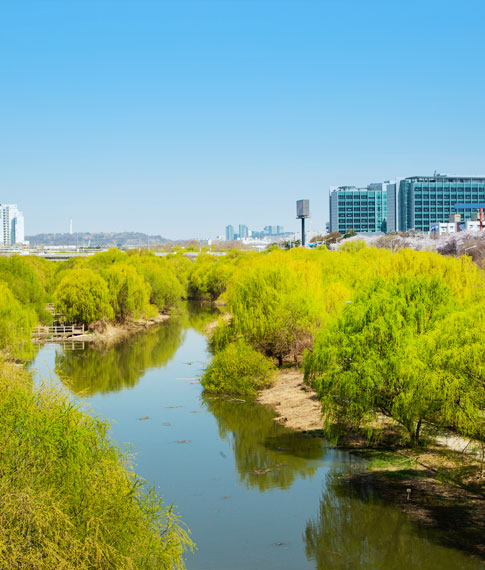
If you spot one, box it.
[0,204,25,245]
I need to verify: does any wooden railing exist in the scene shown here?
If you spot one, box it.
[32,324,85,339]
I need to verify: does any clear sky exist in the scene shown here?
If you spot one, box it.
[2,0,485,239]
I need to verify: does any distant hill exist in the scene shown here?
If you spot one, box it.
[26,232,168,248]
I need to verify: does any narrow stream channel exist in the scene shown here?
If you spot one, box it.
[30,305,483,570]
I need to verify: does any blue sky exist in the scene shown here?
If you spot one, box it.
[2,0,485,239]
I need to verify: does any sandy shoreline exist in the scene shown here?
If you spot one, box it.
[257,368,323,431]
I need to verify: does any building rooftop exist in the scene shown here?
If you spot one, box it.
[405,175,485,181]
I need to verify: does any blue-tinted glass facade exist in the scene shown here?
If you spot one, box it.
[398,176,485,232]
[329,186,387,234]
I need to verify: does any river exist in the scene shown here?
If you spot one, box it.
[30,304,483,570]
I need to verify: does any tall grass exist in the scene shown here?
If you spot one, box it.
[0,362,193,569]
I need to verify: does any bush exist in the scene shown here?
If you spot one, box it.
[0,363,193,569]
[201,340,276,396]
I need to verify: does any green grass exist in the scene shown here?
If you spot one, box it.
[0,361,193,569]
[353,449,416,471]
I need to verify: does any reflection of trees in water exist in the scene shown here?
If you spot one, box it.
[55,303,219,396]
[56,318,185,395]
[201,394,324,491]
[304,472,482,570]
[184,300,221,333]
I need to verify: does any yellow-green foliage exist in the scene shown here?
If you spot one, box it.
[127,255,184,310]
[201,339,276,396]
[0,282,36,359]
[0,362,193,569]
[165,254,192,288]
[54,268,113,325]
[198,246,485,442]
[53,250,187,325]
[187,254,237,301]
[105,264,154,322]
[305,275,462,444]
[0,255,51,322]
[219,251,327,363]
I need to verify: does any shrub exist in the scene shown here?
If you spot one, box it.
[0,363,193,569]
[201,340,276,396]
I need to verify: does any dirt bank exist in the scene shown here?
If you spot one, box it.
[74,313,170,347]
[257,368,323,431]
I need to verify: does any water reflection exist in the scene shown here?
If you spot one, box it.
[304,472,483,570]
[201,394,325,491]
[54,302,219,396]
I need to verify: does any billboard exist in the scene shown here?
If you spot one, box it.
[296,199,310,218]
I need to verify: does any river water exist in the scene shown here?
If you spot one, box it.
[30,305,483,570]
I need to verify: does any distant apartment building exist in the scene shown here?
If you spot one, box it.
[238,224,249,239]
[329,183,389,234]
[225,225,235,241]
[388,175,485,232]
[0,204,24,245]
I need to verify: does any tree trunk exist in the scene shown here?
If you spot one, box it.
[411,418,422,446]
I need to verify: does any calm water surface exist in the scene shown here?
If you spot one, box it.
[30,306,483,570]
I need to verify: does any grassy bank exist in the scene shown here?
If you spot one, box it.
[0,361,193,569]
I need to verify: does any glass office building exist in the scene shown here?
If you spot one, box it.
[387,175,485,232]
[329,183,389,234]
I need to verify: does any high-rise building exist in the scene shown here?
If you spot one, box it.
[238,224,249,238]
[329,184,388,234]
[0,204,24,245]
[225,225,235,241]
[388,175,485,232]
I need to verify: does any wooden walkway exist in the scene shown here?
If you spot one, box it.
[32,324,85,342]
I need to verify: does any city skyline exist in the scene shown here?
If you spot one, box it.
[3,1,485,238]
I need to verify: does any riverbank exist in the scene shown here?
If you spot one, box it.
[258,367,485,561]
[74,313,170,346]
[257,368,322,431]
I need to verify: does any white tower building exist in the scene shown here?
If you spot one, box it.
[0,204,25,245]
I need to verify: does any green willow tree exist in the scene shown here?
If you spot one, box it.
[105,264,153,322]
[54,268,113,325]
[220,261,323,365]
[425,305,485,439]
[0,282,36,359]
[304,274,464,445]
[0,256,49,321]
[133,259,184,310]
